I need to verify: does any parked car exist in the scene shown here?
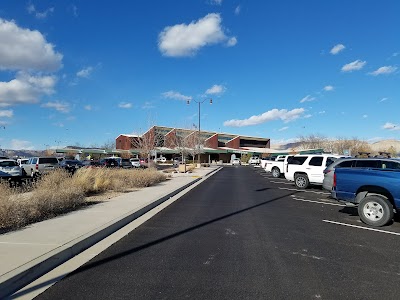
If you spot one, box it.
[173,157,185,167]
[99,158,120,167]
[17,158,29,167]
[120,158,133,168]
[130,158,141,168]
[322,157,400,191]
[332,166,400,226]
[59,159,83,173]
[248,156,261,165]
[231,158,241,165]
[82,160,101,168]
[155,156,167,163]
[0,159,23,178]
[21,157,60,177]
[265,155,290,178]
[284,154,346,189]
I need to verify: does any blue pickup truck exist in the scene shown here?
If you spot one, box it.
[332,167,400,227]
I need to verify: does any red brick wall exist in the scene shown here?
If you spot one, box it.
[116,136,132,150]
[205,134,218,149]
[226,136,240,149]
[165,129,176,148]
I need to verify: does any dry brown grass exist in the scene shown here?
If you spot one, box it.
[0,167,167,231]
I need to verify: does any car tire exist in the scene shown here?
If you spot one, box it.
[358,195,393,227]
[271,167,280,178]
[294,173,309,189]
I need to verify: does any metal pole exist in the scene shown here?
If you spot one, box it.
[198,101,201,166]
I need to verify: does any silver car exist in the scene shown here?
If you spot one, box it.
[0,159,23,178]
[322,157,400,191]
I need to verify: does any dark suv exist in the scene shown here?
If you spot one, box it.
[99,158,119,168]
[120,158,133,168]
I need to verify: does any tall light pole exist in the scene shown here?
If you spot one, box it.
[187,98,212,166]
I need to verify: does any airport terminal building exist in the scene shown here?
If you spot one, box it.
[115,126,272,163]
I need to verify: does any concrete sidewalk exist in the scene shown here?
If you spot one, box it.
[0,166,221,298]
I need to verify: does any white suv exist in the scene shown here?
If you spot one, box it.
[284,154,346,189]
[248,156,261,165]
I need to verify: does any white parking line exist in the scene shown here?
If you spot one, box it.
[278,186,330,195]
[323,220,400,236]
[270,180,293,185]
[292,195,339,204]
[292,198,345,206]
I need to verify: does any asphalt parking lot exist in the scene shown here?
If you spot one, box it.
[251,165,400,235]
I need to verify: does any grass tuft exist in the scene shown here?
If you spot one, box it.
[0,167,167,231]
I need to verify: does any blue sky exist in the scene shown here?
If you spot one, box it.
[0,0,399,150]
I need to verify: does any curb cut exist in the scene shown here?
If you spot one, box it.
[0,166,222,298]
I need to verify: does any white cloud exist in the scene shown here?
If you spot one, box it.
[205,84,226,95]
[27,4,54,19]
[299,95,316,103]
[0,72,56,106]
[362,114,368,118]
[234,6,241,15]
[223,108,305,127]
[41,101,71,113]
[227,37,238,47]
[341,60,366,72]
[77,66,93,78]
[0,110,13,117]
[323,85,334,91]
[369,66,397,76]
[278,126,289,132]
[158,13,236,57]
[330,44,345,55]
[84,105,92,111]
[0,18,62,71]
[142,101,155,109]
[162,90,192,101]
[210,0,223,5]
[10,139,34,150]
[379,97,388,102]
[319,111,326,114]
[118,102,132,109]
[382,122,400,131]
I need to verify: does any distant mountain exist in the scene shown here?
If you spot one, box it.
[1,149,46,158]
[369,139,400,152]
[273,139,400,153]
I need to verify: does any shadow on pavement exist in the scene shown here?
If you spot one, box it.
[11,190,298,298]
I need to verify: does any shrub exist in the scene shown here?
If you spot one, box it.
[0,183,30,229]
[0,167,167,230]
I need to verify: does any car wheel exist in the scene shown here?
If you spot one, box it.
[271,167,280,178]
[294,173,309,189]
[358,195,393,227]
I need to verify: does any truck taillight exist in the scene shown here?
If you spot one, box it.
[333,173,336,188]
[36,164,39,170]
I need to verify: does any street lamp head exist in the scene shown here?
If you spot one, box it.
[209,98,213,104]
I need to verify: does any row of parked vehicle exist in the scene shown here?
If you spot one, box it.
[261,154,400,227]
[0,156,151,180]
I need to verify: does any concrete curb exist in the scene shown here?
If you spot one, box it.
[0,166,222,298]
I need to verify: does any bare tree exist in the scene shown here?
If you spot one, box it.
[100,138,115,150]
[184,131,200,163]
[130,127,165,162]
[297,134,327,150]
[168,129,192,162]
